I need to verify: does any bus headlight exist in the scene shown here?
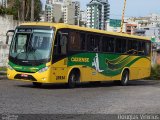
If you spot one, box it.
[38,66,49,73]
[8,64,13,70]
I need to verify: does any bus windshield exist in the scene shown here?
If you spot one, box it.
[9,28,54,66]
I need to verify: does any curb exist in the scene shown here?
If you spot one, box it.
[0,71,7,80]
[0,76,7,80]
[0,71,6,74]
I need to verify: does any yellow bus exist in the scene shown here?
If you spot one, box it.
[6,22,151,88]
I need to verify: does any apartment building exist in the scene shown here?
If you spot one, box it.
[0,0,7,8]
[45,0,63,22]
[86,0,110,30]
[45,3,54,22]
[126,23,137,34]
[62,4,75,24]
[80,10,87,25]
[72,1,80,25]
[62,0,80,25]
[45,0,80,25]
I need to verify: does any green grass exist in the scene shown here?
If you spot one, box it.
[0,67,7,71]
[0,67,7,76]
[150,65,160,80]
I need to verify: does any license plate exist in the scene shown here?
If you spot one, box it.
[21,74,28,77]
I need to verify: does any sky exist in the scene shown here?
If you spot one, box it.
[41,0,160,19]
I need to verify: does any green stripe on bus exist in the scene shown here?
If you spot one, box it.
[8,61,46,73]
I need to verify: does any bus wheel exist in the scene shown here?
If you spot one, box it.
[121,70,129,86]
[32,82,42,87]
[68,71,77,88]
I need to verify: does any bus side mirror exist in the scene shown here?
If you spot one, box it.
[6,36,9,44]
[6,30,15,44]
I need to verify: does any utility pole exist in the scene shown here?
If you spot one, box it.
[31,0,34,21]
[120,0,127,33]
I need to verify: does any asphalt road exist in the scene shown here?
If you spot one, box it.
[1,79,160,114]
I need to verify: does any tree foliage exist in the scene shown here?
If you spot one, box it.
[150,65,160,80]
[0,7,6,15]
[0,0,42,21]
[52,17,55,23]
[0,3,15,16]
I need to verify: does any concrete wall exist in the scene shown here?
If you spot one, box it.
[0,15,20,66]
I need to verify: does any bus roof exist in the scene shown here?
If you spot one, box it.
[21,22,150,41]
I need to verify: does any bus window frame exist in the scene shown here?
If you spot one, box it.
[86,32,102,53]
[68,29,87,52]
[53,28,151,58]
[101,35,116,54]
[52,29,69,63]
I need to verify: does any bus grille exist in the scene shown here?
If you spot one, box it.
[14,74,37,81]
[15,70,36,73]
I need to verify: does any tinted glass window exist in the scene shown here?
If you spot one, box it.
[127,40,138,55]
[80,33,86,51]
[87,34,101,52]
[68,31,86,51]
[138,41,151,56]
[54,30,68,55]
[115,38,127,53]
[102,36,115,53]
[138,41,145,55]
[69,31,81,51]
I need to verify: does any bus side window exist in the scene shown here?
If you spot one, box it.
[60,35,67,55]
[122,39,127,53]
[80,33,86,51]
[138,41,145,56]
[87,34,100,52]
[102,36,115,53]
[68,31,81,51]
[115,38,127,54]
[127,40,138,55]
[54,31,68,55]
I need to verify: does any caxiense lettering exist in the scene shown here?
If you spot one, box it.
[71,57,89,62]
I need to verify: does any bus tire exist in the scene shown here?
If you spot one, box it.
[68,71,77,88]
[32,82,42,87]
[121,70,129,86]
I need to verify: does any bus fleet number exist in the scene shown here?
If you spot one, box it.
[56,76,65,80]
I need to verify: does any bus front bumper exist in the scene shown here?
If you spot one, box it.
[7,68,51,83]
